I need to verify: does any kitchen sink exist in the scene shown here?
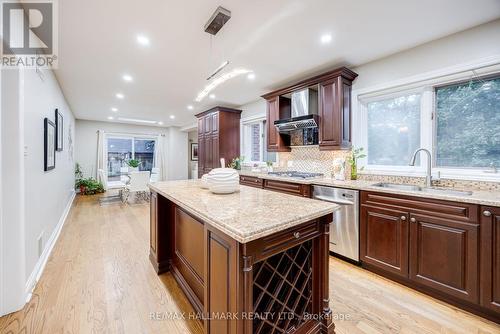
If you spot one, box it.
[372,183,473,196]
[372,183,422,191]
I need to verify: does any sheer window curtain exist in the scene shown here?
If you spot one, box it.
[96,130,106,182]
[154,134,168,181]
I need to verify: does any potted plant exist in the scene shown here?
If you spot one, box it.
[74,163,105,195]
[228,156,245,170]
[126,159,141,172]
[75,163,86,193]
[346,147,366,180]
[266,161,274,173]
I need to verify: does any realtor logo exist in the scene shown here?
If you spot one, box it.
[1,0,58,68]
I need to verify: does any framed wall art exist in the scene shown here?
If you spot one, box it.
[55,109,63,151]
[191,143,198,161]
[44,118,56,171]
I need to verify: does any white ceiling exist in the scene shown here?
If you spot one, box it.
[54,0,500,127]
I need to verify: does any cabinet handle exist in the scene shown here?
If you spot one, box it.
[410,217,417,223]
[483,210,492,217]
[400,216,406,221]
[293,232,301,239]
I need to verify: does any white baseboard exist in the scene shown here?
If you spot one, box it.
[24,190,76,300]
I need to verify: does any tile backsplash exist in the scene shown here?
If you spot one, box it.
[275,146,500,191]
[277,146,351,174]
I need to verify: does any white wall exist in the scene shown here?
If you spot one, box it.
[352,19,500,91]
[167,127,189,180]
[75,120,188,180]
[1,69,26,316]
[240,99,266,120]
[1,67,76,316]
[23,69,76,285]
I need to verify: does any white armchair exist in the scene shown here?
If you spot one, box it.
[123,171,151,203]
[98,169,126,205]
[120,166,129,184]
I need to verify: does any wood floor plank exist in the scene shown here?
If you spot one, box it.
[0,194,498,334]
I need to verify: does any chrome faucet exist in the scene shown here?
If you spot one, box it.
[409,148,432,188]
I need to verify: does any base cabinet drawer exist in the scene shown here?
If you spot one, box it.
[263,179,311,197]
[239,175,263,188]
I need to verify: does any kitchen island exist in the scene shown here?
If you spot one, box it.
[148,180,339,334]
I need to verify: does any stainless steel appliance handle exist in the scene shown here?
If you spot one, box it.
[314,195,354,205]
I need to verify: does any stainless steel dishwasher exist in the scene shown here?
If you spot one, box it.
[312,185,359,262]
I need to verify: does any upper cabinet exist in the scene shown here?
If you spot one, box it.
[266,96,291,152]
[262,67,358,151]
[196,107,241,177]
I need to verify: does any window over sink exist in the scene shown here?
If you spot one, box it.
[435,76,500,169]
[366,93,421,166]
[356,71,500,181]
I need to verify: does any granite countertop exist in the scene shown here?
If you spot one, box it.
[239,170,500,207]
[148,180,339,243]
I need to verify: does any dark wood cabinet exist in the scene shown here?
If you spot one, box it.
[263,179,311,197]
[239,175,263,188]
[262,67,357,152]
[360,206,409,278]
[360,191,498,321]
[409,213,478,303]
[266,96,291,152]
[150,190,335,333]
[318,74,354,150]
[197,107,241,178]
[480,206,500,313]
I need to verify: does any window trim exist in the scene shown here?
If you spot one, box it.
[352,58,500,181]
[240,115,267,165]
[357,87,429,175]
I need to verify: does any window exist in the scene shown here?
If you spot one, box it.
[435,76,500,168]
[106,136,156,181]
[241,119,276,164]
[356,70,500,180]
[366,93,421,166]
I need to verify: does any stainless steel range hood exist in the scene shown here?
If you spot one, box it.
[274,88,318,132]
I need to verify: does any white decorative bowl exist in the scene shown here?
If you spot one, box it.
[207,168,239,194]
[200,174,210,189]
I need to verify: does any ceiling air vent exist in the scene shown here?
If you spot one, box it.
[204,6,231,35]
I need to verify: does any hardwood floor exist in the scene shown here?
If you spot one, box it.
[1,195,499,334]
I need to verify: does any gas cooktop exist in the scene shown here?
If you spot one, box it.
[268,171,324,179]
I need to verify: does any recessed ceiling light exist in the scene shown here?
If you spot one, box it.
[169,115,175,119]
[247,73,256,80]
[187,105,194,110]
[111,107,118,112]
[136,34,150,46]
[320,34,332,44]
[122,74,133,82]
[209,94,216,99]
[107,116,114,120]
[158,121,164,125]
[115,93,124,99]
